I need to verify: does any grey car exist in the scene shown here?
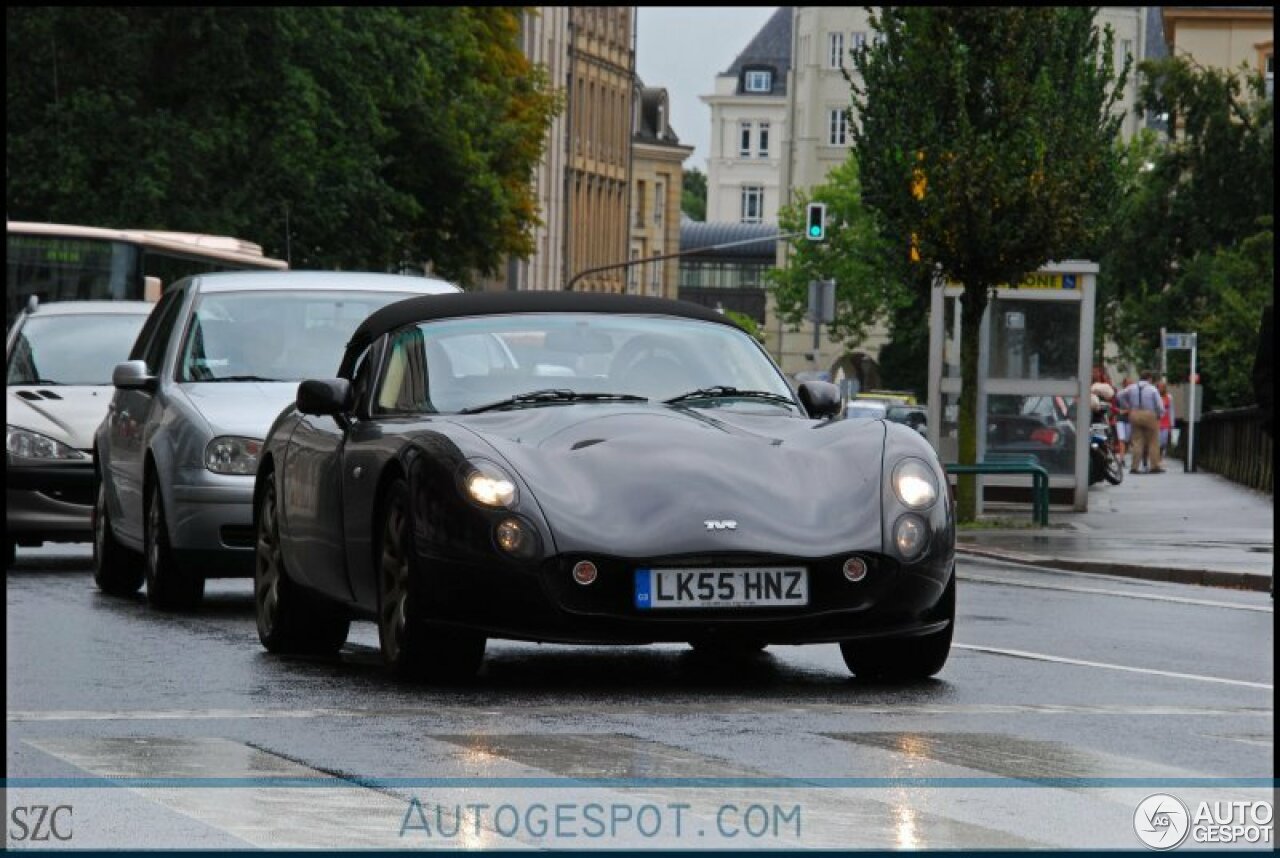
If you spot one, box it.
[92,270,460,609]
[7,301,152,565]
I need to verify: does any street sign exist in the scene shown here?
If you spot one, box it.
[807,278,836,324]
[1164,332,1195,350]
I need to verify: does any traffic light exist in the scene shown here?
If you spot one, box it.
[805,202,827,241]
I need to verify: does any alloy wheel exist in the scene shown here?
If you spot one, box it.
[255,479,282,640]
[379,496,410,665]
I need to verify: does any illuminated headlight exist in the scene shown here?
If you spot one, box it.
[464,461,518,508]
[893,458,939,509]
[494,516,539,559]
[894,514,929,560]
[6,425,87,460]
[205,436,263,475]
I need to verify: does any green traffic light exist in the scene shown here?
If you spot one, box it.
[809,225,821,237]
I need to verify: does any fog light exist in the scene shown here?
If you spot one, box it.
[495,518,528,554]
[894,514,929,560]
[842,556,868,582]
[572,560,598,586]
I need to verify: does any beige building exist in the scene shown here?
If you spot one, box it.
[564,7,635,293]
[1162,6,1273,91]
[701,7,792,226]
[629,85,693,298]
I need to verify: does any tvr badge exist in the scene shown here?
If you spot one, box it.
[704,520,737,531]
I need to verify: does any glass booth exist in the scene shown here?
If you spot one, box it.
[927,261,1098,512]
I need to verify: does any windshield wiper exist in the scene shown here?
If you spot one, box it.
[202,375,285,383]
[664,386,796,407]
[460,389,648,414]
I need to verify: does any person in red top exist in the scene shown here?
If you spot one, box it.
[1157,378,1175,460]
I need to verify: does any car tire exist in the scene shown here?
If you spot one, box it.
[93,481,144,595]
[377,476,485,682]
[840,573,954,681]
[144,483,204,611]
[255,470,349,655]
[1103,447,1124,485]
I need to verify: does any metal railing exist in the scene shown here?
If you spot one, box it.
[1183,406,1273,494]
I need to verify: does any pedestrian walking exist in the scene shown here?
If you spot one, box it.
[1117,371,1165,473]
[1157,378,1175,459]
[1114,375,1132,467]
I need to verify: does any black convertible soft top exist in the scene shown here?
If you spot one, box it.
[341,290,739,373]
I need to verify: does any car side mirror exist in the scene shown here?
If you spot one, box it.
[798,380,842,419]
[112,360,156,392]
[297,378,353,417]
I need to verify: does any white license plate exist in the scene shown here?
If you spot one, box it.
[634,567,809,610]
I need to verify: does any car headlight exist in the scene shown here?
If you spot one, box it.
[6,425,88,460]
[892,457,939,509]
[894,514,930,560]
[205,436,263,475]
[463,460,518,508]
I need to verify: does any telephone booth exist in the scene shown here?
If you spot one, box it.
[926,261,1098,512]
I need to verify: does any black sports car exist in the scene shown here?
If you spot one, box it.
[253,292,956,681]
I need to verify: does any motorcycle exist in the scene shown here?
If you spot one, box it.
[1088,421,1124,486]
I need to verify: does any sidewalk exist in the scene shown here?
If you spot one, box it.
[955,459,1274,591]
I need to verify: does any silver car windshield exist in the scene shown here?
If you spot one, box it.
[376,313,799,415]
[178,290,412,383]
[8,313,148,386]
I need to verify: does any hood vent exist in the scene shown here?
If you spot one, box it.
[17,390,42,401]
[39,390,63,400]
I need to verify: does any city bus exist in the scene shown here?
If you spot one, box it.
[6,221,288,324]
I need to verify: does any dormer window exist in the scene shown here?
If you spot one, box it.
[745,70,772,93]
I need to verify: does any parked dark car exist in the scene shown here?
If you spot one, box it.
[985,395,1075,473]
[253,292,956,682]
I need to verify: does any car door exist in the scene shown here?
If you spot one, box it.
[280,344,375,603]
[106,287,186,543]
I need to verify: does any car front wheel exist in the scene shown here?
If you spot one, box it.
[377,476,485,682]
[840,573,954,681]
[144,484,204,611]
[255,470,349,655]
[93,481,144,595]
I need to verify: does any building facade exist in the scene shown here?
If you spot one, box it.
[629,85,693,298]
[564,7,636,293]
[701,6,792,226]
[1161,6,1273,93]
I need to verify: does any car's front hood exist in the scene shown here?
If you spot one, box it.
[6,386,114,451]
[179,382,301,439]
[455,404,886,557]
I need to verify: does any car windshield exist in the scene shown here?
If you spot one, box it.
[7,313,148,385]
[375,313,800,415]
[178,290,413,383]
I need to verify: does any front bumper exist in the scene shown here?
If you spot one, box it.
[167,478,256,577]
[6,461,95,542]
[416,547,954,646]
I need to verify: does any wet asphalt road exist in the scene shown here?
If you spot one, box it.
[5,544,1274,850]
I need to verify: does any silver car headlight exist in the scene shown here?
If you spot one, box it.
[462,460,518,508]
[205,436,263,475]
[892,457,939,509]
[6,425,88,460]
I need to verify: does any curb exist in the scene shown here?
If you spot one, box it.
[955,544,1273,593]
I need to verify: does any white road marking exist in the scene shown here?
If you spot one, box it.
[955,643,1273,690]
[959,570,1272,612]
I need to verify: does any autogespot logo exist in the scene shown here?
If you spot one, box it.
[1134,794,1191,850]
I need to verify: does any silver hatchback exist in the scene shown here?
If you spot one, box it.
[92,270,459,609]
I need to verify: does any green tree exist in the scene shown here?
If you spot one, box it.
[767,157,905,348]
[1098,55,1272,407]
[6,8,560,285]
[851,7,1127,520]
[681,167,707,221]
